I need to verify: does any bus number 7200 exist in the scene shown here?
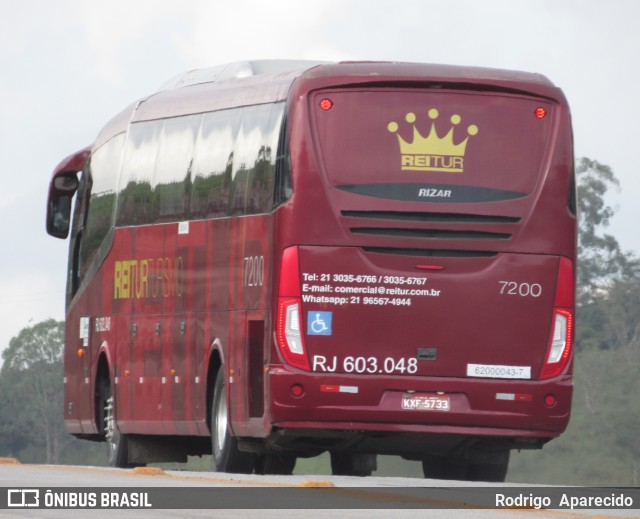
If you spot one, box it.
[498,281,542,298]
[244,255,264,287]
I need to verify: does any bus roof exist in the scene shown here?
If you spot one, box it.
[93,60,564,149]
[156,60,328,91]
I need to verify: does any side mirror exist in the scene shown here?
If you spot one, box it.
[46,148,89,239]
[54,175,80,192]
[47,186,75,239]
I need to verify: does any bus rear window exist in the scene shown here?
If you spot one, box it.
[311,89,554,200]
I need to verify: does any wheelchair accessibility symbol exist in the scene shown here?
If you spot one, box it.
[307,311,332,336]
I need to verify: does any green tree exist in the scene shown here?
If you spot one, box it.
[576,158,640,303]
[0,320,107,466]
[509,158,640,485]
[0,319,66,463]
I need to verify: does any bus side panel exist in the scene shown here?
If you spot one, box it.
[228,214,273,438]
[94,213,273,437]
[65,243,121,436]
[161,222,202,435]
[63,312,85,434]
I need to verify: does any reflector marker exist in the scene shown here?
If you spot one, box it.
[496,393,533,402]
[321,384,359,394]
[416,265,445,270]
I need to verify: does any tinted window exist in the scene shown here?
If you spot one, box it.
[311,90,553,196]
[189,110,239,218]
[115,102,285,226]
[155,115,199,222]
[79,133,124,279]
[116,121,160,226]
[229,103,284,215]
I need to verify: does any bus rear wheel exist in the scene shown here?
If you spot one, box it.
[422,450,509,482]
[421,456,468,480]
[211,369,255,473]
[330,452,376,477]
[101,380,131,468]
[467,450,510,482]
[255,452,297,475]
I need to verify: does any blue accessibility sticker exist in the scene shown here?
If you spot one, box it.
[307,311,333,336]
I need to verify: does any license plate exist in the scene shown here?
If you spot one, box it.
[401,394,450,411]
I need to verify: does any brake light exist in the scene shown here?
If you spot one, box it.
[319,98,333,111]
[276,247,310,371]
[279,246,301,297]
[534,107,547,119]
[540,258,574,379]
[540,309,573,379]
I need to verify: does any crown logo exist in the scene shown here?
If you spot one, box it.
[387,108,478,173]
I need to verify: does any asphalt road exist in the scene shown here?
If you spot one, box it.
[0,461,638,519]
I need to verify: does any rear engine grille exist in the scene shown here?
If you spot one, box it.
[363,247,498,258]
[344,209,517,244]
[341,210,520,225]
[351,227,511,240]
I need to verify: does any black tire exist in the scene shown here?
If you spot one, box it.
[467,450,510,482]
[102,380,131,468]
[330,452,377,477]
[211,369,255,473]
[255,452,297,475]
[422,450,509,482]
[422,456,469,480]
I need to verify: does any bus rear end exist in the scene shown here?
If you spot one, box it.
[268,63,575,480]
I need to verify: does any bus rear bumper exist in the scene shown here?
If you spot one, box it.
[266,366,571,454]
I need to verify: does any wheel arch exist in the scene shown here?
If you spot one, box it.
[205,339,224,433]
[94,347,111,436]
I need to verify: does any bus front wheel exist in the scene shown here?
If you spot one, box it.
[211,369,255,473]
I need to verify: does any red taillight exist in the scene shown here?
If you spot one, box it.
[554,257,574,307]
[534,107,547,119]
[540,258,574,379]
[319,98,333,111]
[279,246,301,297]
[276,247,310,371]
[540,309,573,379]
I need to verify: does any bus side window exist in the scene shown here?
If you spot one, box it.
[229,103,284,216]
[190,110,238,219]
[247,103,284,214]
[67,173,88,302]
[116,122,161,227]
[73,134,123,297]
[274,113,292,207]
[154,115,199,223]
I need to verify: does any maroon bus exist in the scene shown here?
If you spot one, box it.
[46,60,575,481]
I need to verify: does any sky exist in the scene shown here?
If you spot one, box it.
[0,0,639,356]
